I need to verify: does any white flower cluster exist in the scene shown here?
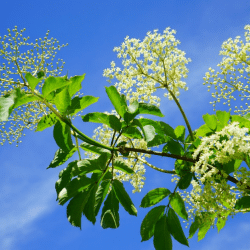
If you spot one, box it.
[192,122,250,178]
[203,25,250,114]
[103,28,191,106]
[0,27,67,146]
[182,121,250,223]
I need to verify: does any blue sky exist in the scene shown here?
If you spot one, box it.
[1,0,250,249]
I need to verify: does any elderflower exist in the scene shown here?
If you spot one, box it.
[193,122,250,175]
[204,25,250,114]
[103,28,191,106]
[0,27,68,146]
[182,121,250,223]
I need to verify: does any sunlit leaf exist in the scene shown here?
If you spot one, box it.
[113,160,134,174]
[36,113,58,132]
[101,189,120,229]
[67,96,99,116]
[203,113,217,130]
[140,188,171,208]
[25,73,42,90]
[138,103,164,117]
[54,86,71,113]
[169,193,188,220]
[105,86,127,118]
[47,147,77,169]
[112,180,137,216]
[53,120,74,152]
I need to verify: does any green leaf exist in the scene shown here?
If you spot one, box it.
[67,96,99,116]
[10,88,39,111]
[140,188,171,208]
[234,159,242,171]
[47,147,77,169]
[37,71,45,78]
[174,160,191,176]
[68,74,85,97]
[147,134,170,147]
[0,91,16,121]
[82,112,121,131]
[80,141,111,156]
[25,73,42,90]
[198,213,216,241]
[53,120,74,153]
[163,139,183,156]
[124,100,139,124]
[223,160,236,174]
[139,118,165,137]
[195,124,213,137]
[169,193,188,220]
[153,215,172,250]
[160,122,177,139]
[101,189,120,229]
[203,114,217,130]
[42,76,71,97]
[55,161,76,196]
[217,210,230,233]
[105,86,127,118]
[66,189,91,229]
[140,205,166,242]
[128,100,139,114]
[143,125,156,143]
[231,115,250,130]
[113,160,134,174]
[178,173,193,189]
[216,110,230,131]
[112,180,137,216]
[0,88,39,121]
[72,153,109,176]
[235,196,250,210]
[58,175,94,205]
[109,115,122,131]
[53,86,71,113]
[174,126,185,142]
[83,184,98,224]
[36,113,58,132]
[95,180,111,216]
[188,215,200,239]
[167,208,189,246]
[122,126,143,139]
[138,103,164,117]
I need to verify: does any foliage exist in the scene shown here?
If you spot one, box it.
[1,25,250,250]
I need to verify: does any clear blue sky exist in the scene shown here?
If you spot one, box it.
[1,1,250,250]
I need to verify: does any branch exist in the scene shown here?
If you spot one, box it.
[120,146,249,190]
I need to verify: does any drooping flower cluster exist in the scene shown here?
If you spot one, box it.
[0,27,67,146]
[192,122,250,178]
[182,122,250,224]
[103,28,191,106]
[203,25,250,114]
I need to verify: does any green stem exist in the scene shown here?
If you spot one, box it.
[138,156,175,174]
[73,130,81,160]
[167,88,194,141]
[161,60,194,141]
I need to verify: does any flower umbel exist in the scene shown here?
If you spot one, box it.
[0,27,68,146]
[103,28,191,106]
